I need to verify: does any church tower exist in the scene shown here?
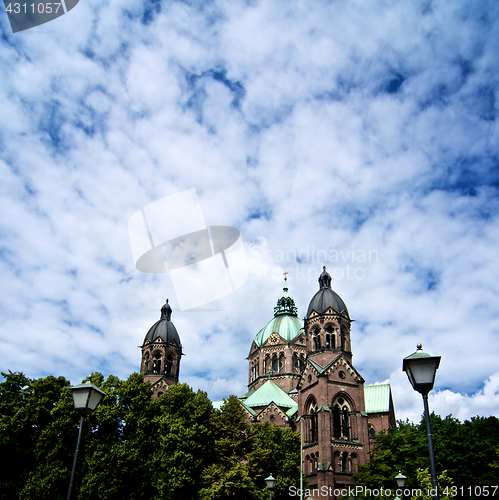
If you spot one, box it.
[298,267,370,496]
[140,299,182,398]
[247,276,306,394]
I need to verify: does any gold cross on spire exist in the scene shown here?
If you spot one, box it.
[283,270,289,282]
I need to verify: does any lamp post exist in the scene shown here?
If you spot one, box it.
[395,471,407,500]
[298,414,313,500]
[66,381,106,500]
[265,474,276,500]
[403,344,441,500]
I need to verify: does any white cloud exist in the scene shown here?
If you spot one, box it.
[0,0,498,423]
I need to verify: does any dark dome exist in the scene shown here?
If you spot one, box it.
[143,300,182,347]
[307,267,349,317]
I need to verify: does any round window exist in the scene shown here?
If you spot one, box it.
[339,371,346,379]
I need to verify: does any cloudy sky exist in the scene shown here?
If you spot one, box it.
[1,0,499,423]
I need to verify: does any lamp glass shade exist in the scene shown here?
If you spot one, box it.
[403,346,441,395]
[265,474,276,490]
[71,387,91,410]
[87,387,105,411]
[395,472,407,488]
[69,382,105,415]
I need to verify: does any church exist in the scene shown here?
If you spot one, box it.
[138,267,395,496]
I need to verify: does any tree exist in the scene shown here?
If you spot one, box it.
[0,373,302,500]
[410,468,453,500]
[152,383,216,500]
[200,395,263,500]
[0,371,77,500]
[247,421,301,500]
[77,372,161,500]
[354,414,499,500]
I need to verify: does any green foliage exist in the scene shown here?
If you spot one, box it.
[247,421,302,499]
[152,383,216,500]
[200,396,301,500]
[0,372,301,500]
[200,395,263,500]
[354,413,499,500]
[0,371,75,500]
[410,468,453,500]
[490,445,499,470]
[78,372,160,499]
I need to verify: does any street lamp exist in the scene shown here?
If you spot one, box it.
[395,471,407,500]
[265,474,276,500]
[403,344,441,499]
[66,382,106,500]
[297,414,313,500]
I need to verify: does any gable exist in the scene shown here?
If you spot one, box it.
[244,380,297,409]
[261,332,285,348]
[323,356,364,384]
[248,341,259,357]
[256,401,293,424]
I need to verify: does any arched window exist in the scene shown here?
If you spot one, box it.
[333,404,341,439]
[271,355,279,373]
[152,352,162,374]
[340,325,347,350]
[341,405,349,438]
[351,453,358,473]
[304,398,318,444]
[251,362,259,381]
[298,355,305,373]
[341,452,348,472]
[332,396,351,440]
[325,326,335,349]
[312,453,319,473]
[294,354,305,373]
[310,407,318,443]
[165,354,173,375]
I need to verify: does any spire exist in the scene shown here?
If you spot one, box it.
[160,299,172,321]
[318,266,332,289]
[274,273,298,316]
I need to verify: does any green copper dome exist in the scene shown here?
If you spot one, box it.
[253,284,304,347]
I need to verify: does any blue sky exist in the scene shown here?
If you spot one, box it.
[1,0,499,422]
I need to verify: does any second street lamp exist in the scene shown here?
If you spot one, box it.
[265,474,276,500]
[403,344,441,500]
[67,381,106,500]
[395,471,407,500]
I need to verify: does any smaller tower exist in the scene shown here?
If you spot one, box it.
[140,299,182,398]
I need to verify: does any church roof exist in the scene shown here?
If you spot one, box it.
[307,266,349,317]
[143,299,182,348]
[253,283,304,347]
[364,384,392,413]
[243,380,298,410]
[211,400,225,411]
